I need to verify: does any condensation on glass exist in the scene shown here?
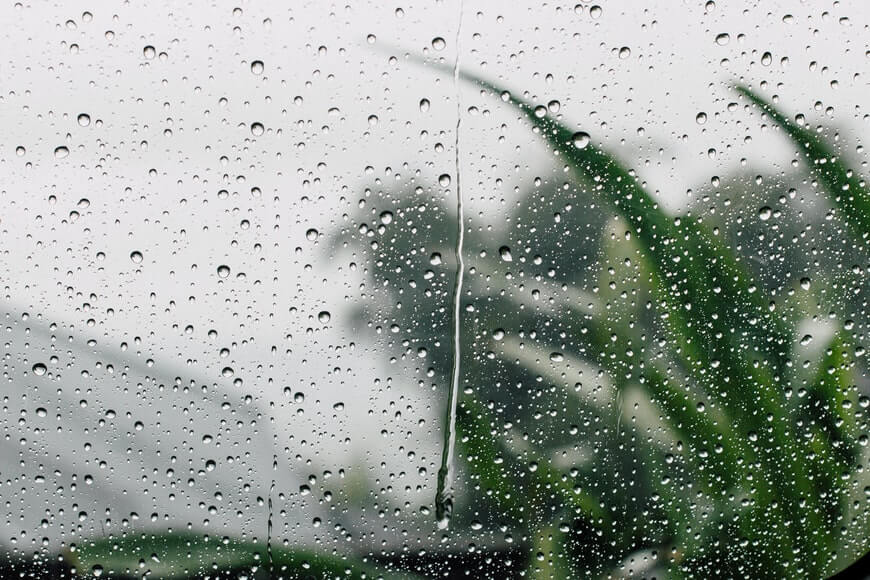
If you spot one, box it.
[0,1,868,578]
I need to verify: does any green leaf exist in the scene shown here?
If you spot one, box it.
[735,85,870,240]
[66,531,408,579]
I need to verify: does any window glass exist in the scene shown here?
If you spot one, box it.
[1,1,868,578]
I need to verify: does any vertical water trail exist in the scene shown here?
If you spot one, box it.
[267,454,276,573]
[435,0,464,530]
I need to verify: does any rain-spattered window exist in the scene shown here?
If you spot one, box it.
[1,2,869,578]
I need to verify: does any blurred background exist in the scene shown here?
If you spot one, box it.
[0,0,868,577]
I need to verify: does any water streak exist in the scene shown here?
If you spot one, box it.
[267,454,276,573]
[435,0,465,530]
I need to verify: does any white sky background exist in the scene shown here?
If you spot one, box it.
[0,0,867,555]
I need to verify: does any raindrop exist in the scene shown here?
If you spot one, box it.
[618,46,631,59]
[419,98,430,112]
[130,251,143,264]
[379,211,393,224]
[439,174,451,187]
[217,265,231,278]
[499,246,513,262]
[715,33,730,45]
[318,311,331,324]
[306,228,319,241]
[32,363,47,376]
[250,60,264,74]
[432,37,446,50]
[761,51,772,66]
[54,146,69,159]
[758,206,772,220]
[696,112,707,124]
[572,132,590,149]
[77,113,91,127]
[251,122,265,136]
[143,45,156,59]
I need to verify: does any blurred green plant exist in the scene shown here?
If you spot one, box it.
[63,531,413,579]
[338,66,870,578]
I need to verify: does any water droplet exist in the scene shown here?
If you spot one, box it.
[217,265,231,278]
[429,252,443,265]
[492,329,505,340]
[572,132,590,149]
[15,146,25,156]
[251,122,265,136]
[696,112,707,125]
[758,206,772,220]
[534,105,547,118]
[367,114,379,126]
[419,98,430,112]
[800,277,811,290]
[32,363,47,376]
[498,246,513,262]
[761,51,772,66]
[306,228,319,241]
[36,407,47,417]
[130,251,143,264]
[439,174,451,187]
[250,60,264,74]
[379,211,393,224]
[589,5,602,18]
[54,146,69,159]
[548,100,561,113]
[143,45,156,59]
[550,352,564,362]
[318,311,331,324]
[431,37,446,51]
[77,113,91,127]
[715,33,730,45]
[618,46,631,59]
